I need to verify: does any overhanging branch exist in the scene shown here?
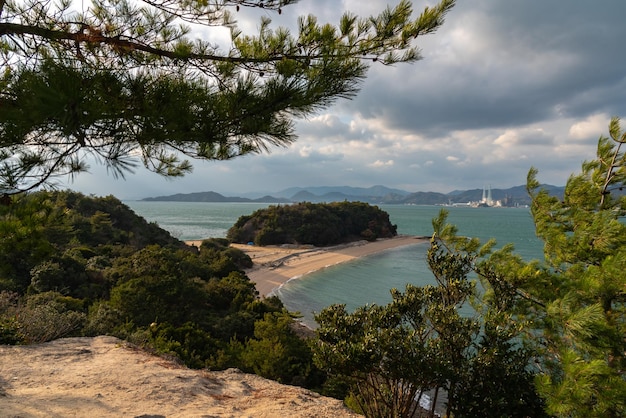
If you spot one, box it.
[0,22,360,64]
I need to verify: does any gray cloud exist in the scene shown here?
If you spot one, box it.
[348,0,626,135]
[60,0,626,198]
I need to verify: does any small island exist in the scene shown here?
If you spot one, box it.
[226,201,398,247]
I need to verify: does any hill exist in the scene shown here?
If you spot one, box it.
[0,191,324,394]
[142,191,291,203]
[274,185,411,199]
[227,201,397,247]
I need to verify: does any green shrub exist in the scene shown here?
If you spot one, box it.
[0,317,24,344]
[17,292,86,343]
[84,301,123,336]
[147,322,218,369]
[240,312,319,386]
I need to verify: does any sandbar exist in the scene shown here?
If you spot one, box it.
[187,235,428,297]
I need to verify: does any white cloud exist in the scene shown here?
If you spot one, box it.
[369,159,394,168]
[569,114,610,140]
[299,146,312,158]
[493,130,518,147]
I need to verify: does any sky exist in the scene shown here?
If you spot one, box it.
[64,0,626,200]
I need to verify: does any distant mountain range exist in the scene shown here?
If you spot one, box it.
[142,184,565,206]
[142,191,291,204]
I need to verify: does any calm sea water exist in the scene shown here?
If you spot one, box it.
[125,201,543,327]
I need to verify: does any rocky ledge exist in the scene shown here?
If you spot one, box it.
[0,336,359,417]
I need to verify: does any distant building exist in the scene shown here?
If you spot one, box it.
[470,185,502,207]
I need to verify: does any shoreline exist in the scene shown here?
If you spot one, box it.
[186,235,429,297]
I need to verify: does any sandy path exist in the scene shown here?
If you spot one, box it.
[187,235,428,297]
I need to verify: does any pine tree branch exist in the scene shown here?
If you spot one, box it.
[0,22,252,63]
[600,131,624,207]
[1,0,456,193]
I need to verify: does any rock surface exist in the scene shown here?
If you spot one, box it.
[0,336,360,417]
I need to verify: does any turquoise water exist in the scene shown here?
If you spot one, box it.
[125,201,543,327]
[126,201,272,240]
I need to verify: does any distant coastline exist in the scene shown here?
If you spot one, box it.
[142,184,565,206]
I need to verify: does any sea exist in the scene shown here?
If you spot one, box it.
[125,201,543,328]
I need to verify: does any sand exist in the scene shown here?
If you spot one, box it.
[187,235,428,297]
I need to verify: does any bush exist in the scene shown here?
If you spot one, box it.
[0,291,24,344]
[240,312,319,386]
[16,292,86,343]
[0,317,24,344]
[147,322,218,369]
[84,301,123,336]
[0,191,322,391]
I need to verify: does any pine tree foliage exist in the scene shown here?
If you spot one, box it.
[517,117,626,417]
[0,0,455,194]
[439,117,626,417]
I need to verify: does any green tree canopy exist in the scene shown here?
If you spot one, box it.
[314,118,626,417]
[227,201,397,246]
[0,0,454,194]
[314,230,544,418]
[0,191,303,378]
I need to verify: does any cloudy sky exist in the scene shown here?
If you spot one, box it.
[65,0,626,200]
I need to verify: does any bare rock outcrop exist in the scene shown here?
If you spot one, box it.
[0,336,360,417]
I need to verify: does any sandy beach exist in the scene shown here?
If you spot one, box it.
[187,235,428,297]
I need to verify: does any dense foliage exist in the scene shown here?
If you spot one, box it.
[314,118,626,417]
[227,201,398,246]
[314,227,545,418]
[0,0,454,194]
[0,191,321,388]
